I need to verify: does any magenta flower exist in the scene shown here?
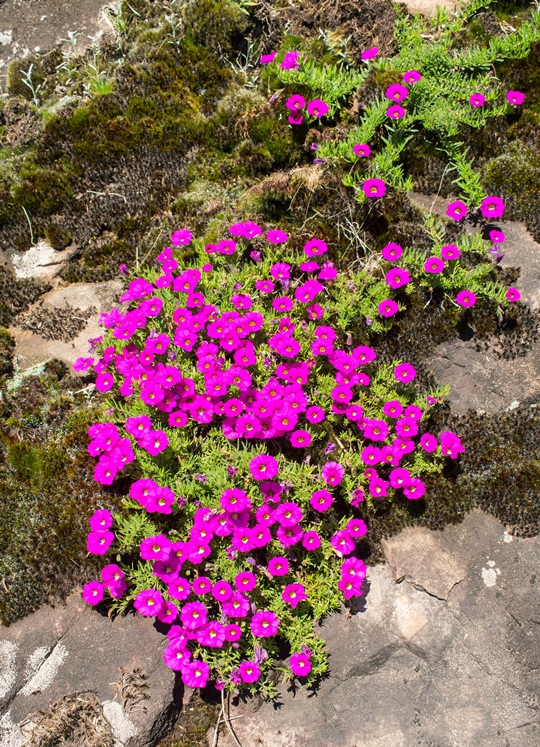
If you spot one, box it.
[381,242,403,261]
[181,601,208,630]
[275,502,303,527]
[266,229,288,244]
[361,47,378,60]
[403,70,421,84]
[163,645,191,671]
[288,112,303,126]
[303,238,328,257]
[506,90,524,106]
[95,372,114,392]
[250,610,279,637]
[225,623,242,642]
[192,576,212,595]
[87,530,114,555]
[338,577,364,599]
[378,299,399,317]
[229,221,262,239]
[456,290,477,307]
[281,50,299,70]
[386,104,405,119]
[353,143,371,157]
[282,583,308,609]
[310,489,334,512]
[386,267,410,288]
[469,93,485,107]
[82,581,104,605]
[480,195,505,219]
[212,579,232,601]
[330,530,355,556]
[347,518,367,539]
[239,661,261,683]
[403,477,425,500]
[307,99,329,118]
[506,287,521,302]
[424,256,445,274]
[268,556,289,576]
[134,589,164,617]
[306,405,325,423]
[168,577,191,601]
[362,178,386,198]
[321,461,344,486]
[250,454,279,480]
[286,94,305,111]
[446,200,467,221]
[385,84,408,102]
[290,429,312,448]
[223,591,250,618]
[273,297,294,313]
[302,530,321,551]
[383,399,403,418]
[140,534,171,562]
[260,51,277,64]
[440,431,465,458]
[441,244,460,260]
[89,508,113,532]
[182,660,210,689]
[394,362,417,383]
[171,228,192,246]
[420,433,438,452]
[290,652,312,676]
[198,621,226,648]
[234,571,256,592]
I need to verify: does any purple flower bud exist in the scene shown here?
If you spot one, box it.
[177,495,185,508]
[194,474,207,483]
[313,158,327,164]
[88,336,103,353]
[325,442,336,455]
[310,142,320,150]
[250,250,262,263]
[119,263,128,275]
[365,316,373,326]
[167,351,177,361]
[247,556,256,566]
[227,465,239,477]
[269,91,280,104]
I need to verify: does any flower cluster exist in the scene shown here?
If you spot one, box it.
[285,94,329,126]
[80,219,470,695]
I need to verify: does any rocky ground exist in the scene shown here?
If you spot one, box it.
[0,0,538,746]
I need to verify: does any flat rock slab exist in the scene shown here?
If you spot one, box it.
[8,279,122,371]
[0,592,183,747]
[219,511,540,747]
[0,0,110,80]
[427,337,540,414]
[401,0,460,15]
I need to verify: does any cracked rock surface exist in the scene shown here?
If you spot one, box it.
[0,593,186,747]
[219,511,540,747]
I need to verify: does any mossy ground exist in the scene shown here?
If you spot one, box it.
[0,0,538,670]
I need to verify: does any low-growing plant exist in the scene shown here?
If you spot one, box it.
[79,206,520,694]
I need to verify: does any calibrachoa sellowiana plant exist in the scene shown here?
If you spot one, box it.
[79,222,475,696]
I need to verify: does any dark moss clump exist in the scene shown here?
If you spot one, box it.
[483,142,540,242]
[0,364,122,625]
[0,327,14,379]
[0,265,49,327]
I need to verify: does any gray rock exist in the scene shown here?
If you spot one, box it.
[0,592,186,747]
[8,279,122,371]
[218,511,540,747]
[427,337,540,414]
